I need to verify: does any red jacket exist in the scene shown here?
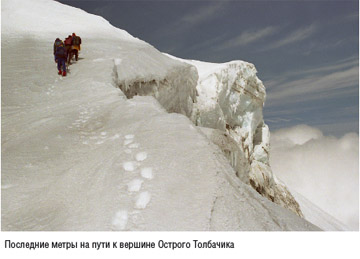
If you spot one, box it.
[64,37,73,46]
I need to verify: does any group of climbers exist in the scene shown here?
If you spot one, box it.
[53,33,82,76]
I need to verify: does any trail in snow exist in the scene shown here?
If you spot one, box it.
[112,134,153,230]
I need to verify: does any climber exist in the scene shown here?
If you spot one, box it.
[54,42,67,76]
[71,32,82,61]
[64,35,73,65]
[53,38,63,62]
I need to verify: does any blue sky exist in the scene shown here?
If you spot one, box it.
[58,0,359,136]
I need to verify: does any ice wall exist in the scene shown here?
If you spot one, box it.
[182,59,303,217]
[112,50,198,117]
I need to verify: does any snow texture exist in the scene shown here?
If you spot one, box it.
[1,0,318,231]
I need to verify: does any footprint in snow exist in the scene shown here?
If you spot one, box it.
[127,179,143,192]
[129,143,140,149]
[135,152,147,162]
[112,210,128,230]
[140,167,153,179]
[111,134,121,140]
[135,191,151,209]
[123,161,136,172]
[123,139,133,146]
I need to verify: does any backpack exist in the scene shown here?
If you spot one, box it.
[54,39,62,49]
[73,36,81,46]
[56,47,66,59]
[64,37,72,45]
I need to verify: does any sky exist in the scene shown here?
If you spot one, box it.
[57,0,359,137]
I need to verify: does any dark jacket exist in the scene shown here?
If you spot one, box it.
[55,46,67,59]
[53,39,62,54]
[71,36,81,46]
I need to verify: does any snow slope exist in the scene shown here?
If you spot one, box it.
[1,0,136,41]
[1,0,318,230]
[290,190,349,231]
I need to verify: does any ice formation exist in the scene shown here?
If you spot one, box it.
[166,57,303,217]
[113,55,198,117]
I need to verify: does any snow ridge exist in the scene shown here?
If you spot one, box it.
[1,0,138,41]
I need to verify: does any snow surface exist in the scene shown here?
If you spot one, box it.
[1,0,319,231]
[290,190,349,231]
[1,0,137,41]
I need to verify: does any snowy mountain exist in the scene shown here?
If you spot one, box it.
[1,0,319,230]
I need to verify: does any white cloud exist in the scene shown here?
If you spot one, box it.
[151,2,227,50]
[216,26,279,50]
[271,124,323,145]
[270,124,359,230]
[262,24,318,51]
[265,57,359,106]
[180,2,226,25]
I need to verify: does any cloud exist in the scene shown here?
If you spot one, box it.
[265,117,293,124]
[180,2,226,25]
[265,57,359,106]
[261,24,318,51]
[271,124,323,145]
[269,66,358,102]
[214,26,279,51]
[303,36,357,55]
[270,124,359,230]
[339,11,359,23]
[149,1,228,52]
